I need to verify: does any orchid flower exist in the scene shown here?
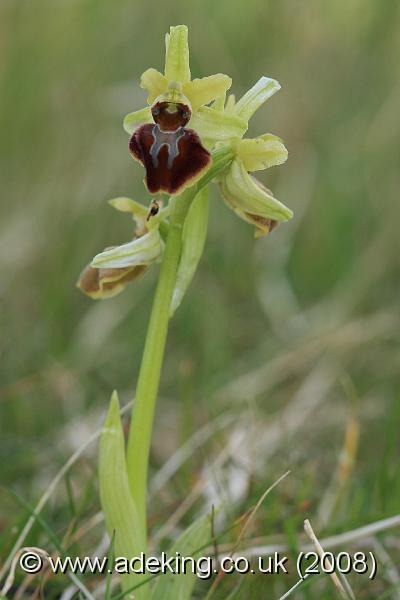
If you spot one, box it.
[77,198,164,299]
[123,25,246,194]
[123,26,247,143]
[214,77,293,236]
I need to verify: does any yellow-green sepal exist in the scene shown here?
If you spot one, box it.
[91,229,163,269]
[164,25,191,84]
[189,106,247,147]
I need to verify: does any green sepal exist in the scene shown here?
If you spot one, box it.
[91,230,163,269]
[189,106,247,146]
[164,25,191,84]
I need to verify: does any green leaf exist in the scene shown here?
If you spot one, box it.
[99,391,147,598]
[150,512,213,600]
[170,187,209,315]
[105,531,116,600]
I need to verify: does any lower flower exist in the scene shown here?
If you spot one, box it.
[77,197,165,300]
[219,157,292,237]
[77,262,148,300]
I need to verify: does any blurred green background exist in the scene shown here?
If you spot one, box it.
[1,0,400,598]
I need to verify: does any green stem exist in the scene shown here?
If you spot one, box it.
[126,187,196,533]
[126,147,233,544]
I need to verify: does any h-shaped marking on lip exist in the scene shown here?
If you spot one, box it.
[150,124,185,170]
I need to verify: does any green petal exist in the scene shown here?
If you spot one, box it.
[222,158,293,222]
[108,197,148,217]
[140,68,167,104]
[189,106,247,145]
[183,74,232,110]
[123,107,152,134]
[237,134,288,172]
[234,76,281,122]
[170,187,209,315]
[165,25,191,84]
[91,230,163,269]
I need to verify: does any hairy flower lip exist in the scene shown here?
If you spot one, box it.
[129,123,211,195]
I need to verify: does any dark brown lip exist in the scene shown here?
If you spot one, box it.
[129,123,211,194]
